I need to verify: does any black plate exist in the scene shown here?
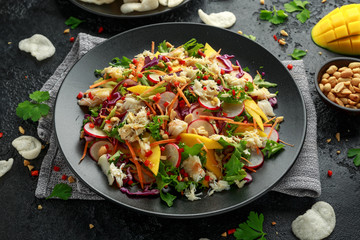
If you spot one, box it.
[69,0,190,18]
[54,23,306,218]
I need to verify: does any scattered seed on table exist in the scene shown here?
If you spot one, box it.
[19,126,25,134]
[89,224,94,229]
[336,150,340,154]
[37,205,43,210]
[24,160,30,166]
[27,165,34,171]
[63,28,70,34]
[335,133,340,142]
[326,138,331,143]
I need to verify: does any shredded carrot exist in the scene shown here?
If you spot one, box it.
[267,118,281,139]
[196,139,208,153]
[141,80,167,96]
[199,115,232,122]
[241,157,252,165]
[187,86,196,96]
[177,87,191,107]
[79,141,90,163]
[264,116,276,124]
[279,139,295,147]
[144,101,157,115]
[89,78,115,89]
[112,140,119,155]
[244,166,256,173]
[167,92,180,114]
[125,140,144,189]
[142,69,167,75]
[151,41,155,54]
[256,145,260,155]
[150,138,178,147]
[155,103,166,129]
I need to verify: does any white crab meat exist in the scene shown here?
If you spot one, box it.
[242,130,267,150]
[181,155,205,182]
[78,88,112,107]
[118,107,149,142]
[257,99,275,117]
[109,163,127,188]
[184,183,202,201]
[249,87,276,100]
[208,180,230,196]
[168,119,188,137]
[192,80,219,100]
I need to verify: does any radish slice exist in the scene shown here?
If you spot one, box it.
[243,172,253,183]
[263,127,279,142]
[84,122,108,139]
[187,119,216,136]
[98,155,114,185]
[246,150,264,169]
[163,143,181,167]
[89,141,114,162]
[159,91,178,111]
[191,107,213,120]
[198,98,220,110]
[222,102,244,118]
[147,73,162,84]
[239,72,253,82]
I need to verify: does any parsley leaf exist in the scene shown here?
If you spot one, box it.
[65,16,85,29]
[109,56,132,68]
[181,143,204,160]
[147,116,164,141]
[348,149,360,167]
[260,7,288,25]
[16,91,50,122]
[253,73,277,88]
[46,183,73,200]
[158,40,170,53]
[290,48,307,60]
[261,140,284,158]
[182,38,204,57]
[234,211,267,240]
[284,1,310,23]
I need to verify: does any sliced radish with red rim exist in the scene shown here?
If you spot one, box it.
[246,150,264,169]
[147,73,162,84]
[263,127,279,142]
[89,140,114,162]
[163,143,181,168]
[198,98,220,110]
[84,122,108,139]
[159,91,178,111]
[187,119,216,136]
[191,107,213,120]
[243,172,253,183]
[222,102,244,118]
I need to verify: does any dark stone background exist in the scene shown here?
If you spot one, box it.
[1,0,360,239]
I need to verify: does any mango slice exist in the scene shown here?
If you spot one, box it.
[244,99,268,131]
[179,133,223,149]
[204,149,222,179]
[311,4,360,55]
[127,85,152,94]
[146,145,161,176]
[203,43,219,58]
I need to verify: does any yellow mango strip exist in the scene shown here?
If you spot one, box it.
[204,149,223,179]
[146,145,161,176]
[245,107,264,131]
[244,99,268,121]
[179,133,223,149]
[127,85,152,94]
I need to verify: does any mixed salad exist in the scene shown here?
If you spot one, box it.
[77,39,285,207]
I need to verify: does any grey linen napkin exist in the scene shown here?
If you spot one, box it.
[35,33,321,200]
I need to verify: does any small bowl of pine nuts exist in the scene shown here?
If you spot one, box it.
[315,57,360,114]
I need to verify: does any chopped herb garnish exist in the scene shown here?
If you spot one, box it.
[284,0,310,23]
[290,48,307,60]
[348,148,360,167]
[158,40,170,53]
[261,140,284,158]
[234,211,267,240]
[147,116,164,141]
[46,183,73,200]
[65,16,85,29]
[253,73,277,88]
[260,7,288,25]
[16,91,50,122]
[182,38,204,57]
[109,56,132,68]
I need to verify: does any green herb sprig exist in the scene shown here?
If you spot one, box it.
[65,16,85,29]
[234,211,267,240]
[260,7,288,25]
[284,0,310,23]
[16,91,50,122]
[290,48,307,60]
[348,148,360,167]
[46,183,73,200]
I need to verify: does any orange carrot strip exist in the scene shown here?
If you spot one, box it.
[177,87,191,107]
[142,69,167,75]
[167,92,180,115]
[155,103,166,129]
[125,140,144,189]
[279,139,295,147]
[267,118,281,139]
[141,81,167,96]
[196,139,208,153]
[187,86,196,96]
[79,141,90,163]
[264,116,276,124]
[150,138,178,147]
[151,41,155,54]
[241,157,252,165]
[199,115,232,122]
[89,78,115,89]
[112,140,119,155]
[144,101,157,115]
[244,166,257,173]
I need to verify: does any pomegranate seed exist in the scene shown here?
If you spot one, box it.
[61,174,67,180]
[273,35,278,41]
[145,150,153,157]
[127,180,133,185]
[132,58,139,64]
[328,170,333,177]
[164,102,169,107]
[203,75,209,80]
[70,37,75,42]
[53,166,60,172]
[98,26,104,33]
[31,170,39,176]
[77,92,83,99]
[227,229,236,235]
[221,69,225,75]
[144,159,150,166]
[217,79,221,84]
[287,64,293,70]
[0,132,3,138]
[89,123,95,128]
[205,175,210,181]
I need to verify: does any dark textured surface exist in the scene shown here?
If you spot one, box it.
[0,0,360,239]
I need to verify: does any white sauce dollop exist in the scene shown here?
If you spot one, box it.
[0,158,14,177]
[18,34,56,61]
[12,135,42,160]
[198,9,236,29]
[79,0,115,5]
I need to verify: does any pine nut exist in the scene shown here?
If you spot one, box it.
[280,30,288,37]
[260,0,265,5]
